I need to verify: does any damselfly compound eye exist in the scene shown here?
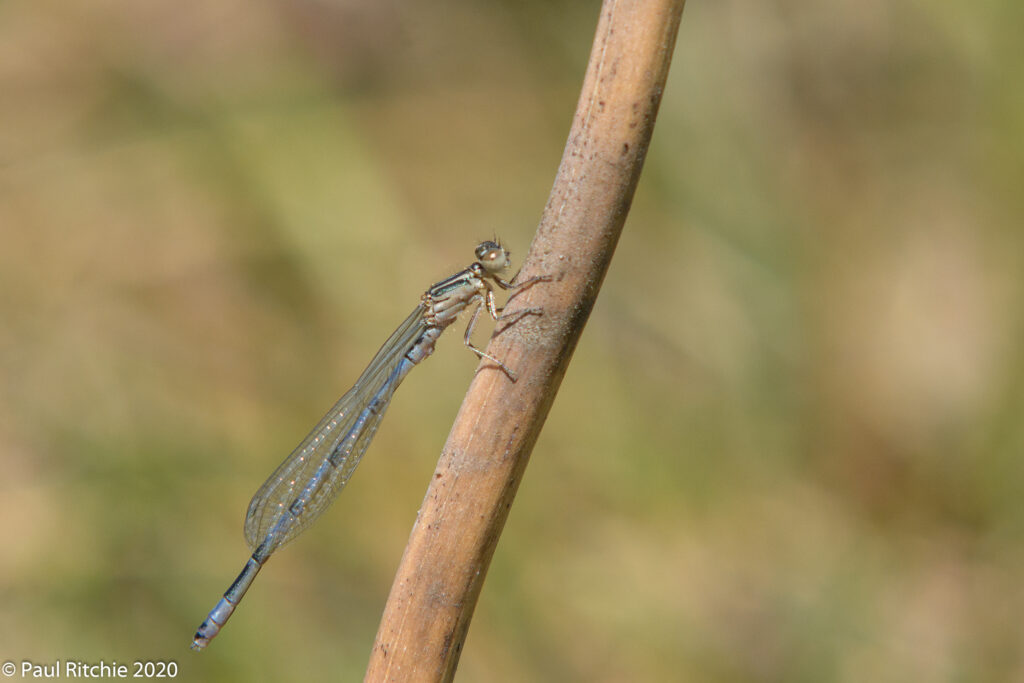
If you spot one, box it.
[475,241,510,273]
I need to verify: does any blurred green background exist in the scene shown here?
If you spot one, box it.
[2,1,1022,681]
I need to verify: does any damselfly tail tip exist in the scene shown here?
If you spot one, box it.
[191,622,216,652]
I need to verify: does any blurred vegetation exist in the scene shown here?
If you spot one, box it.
[1,1,1022,681]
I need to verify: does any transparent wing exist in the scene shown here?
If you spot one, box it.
[243,304,427,552]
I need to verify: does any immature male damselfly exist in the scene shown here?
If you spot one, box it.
[190,241,543,651]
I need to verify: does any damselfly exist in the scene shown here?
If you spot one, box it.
[190,241,543,651]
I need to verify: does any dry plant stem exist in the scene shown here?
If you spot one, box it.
[364,1,686,681]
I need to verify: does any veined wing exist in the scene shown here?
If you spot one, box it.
[243,304,427,552]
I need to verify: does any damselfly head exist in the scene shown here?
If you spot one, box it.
[475,240,511,274]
